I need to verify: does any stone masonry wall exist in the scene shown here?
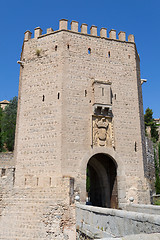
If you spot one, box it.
[0,176,76,240]
[0,152,14,167]
[145,137,156,196]
[0,152,15,194]
[58,29,149,204]
[14,23,149,202]
[0,20,151,240]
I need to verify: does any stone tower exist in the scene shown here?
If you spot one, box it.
[0,19,150,239]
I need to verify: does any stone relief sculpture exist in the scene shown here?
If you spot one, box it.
[93,117,113,147]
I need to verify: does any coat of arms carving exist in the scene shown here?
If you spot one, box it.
[92,116,114,147]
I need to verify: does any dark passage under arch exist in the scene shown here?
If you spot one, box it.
[86,153,118,208]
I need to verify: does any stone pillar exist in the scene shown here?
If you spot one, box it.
[128,34,135,43]
[24,30,32,41]
[71,21,78,32]
[34,27,42,39]
[100,28,107,38]
[109,29,116,39]
[59,19,68,30]
[90,25,97,36]
[81,23,88,34]
[118,31,126,41]
[47,28,53,34]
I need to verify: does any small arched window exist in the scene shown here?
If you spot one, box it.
[88,48,91,54]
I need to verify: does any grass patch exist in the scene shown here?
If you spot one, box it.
[154,199,160,205]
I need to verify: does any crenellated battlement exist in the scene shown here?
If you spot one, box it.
[24,19,135,43]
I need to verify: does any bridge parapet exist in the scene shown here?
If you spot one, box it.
[119,203,160,215]
[76,203,160,239]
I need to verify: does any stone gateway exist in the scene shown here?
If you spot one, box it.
[0,19,150,239]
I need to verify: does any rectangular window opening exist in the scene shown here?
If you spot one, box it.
[102,88,104,96]
[97,107,102,115]
[37,177,39,186]
[135,142,137,152]
[1,168,6,177]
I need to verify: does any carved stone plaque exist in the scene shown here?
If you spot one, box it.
[92,116,114,147]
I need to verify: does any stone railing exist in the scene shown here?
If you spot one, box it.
[76,203,160,239]
[119,203,160,215]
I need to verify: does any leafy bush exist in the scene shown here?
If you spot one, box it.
[1,96,18,151]
[144,108,159,142]
[154,148,160,194]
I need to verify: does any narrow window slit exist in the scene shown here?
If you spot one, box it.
[88,48,91,54]
[85,90,87,97]
[1,168,6,177]
[115,94,116,100]
[135,142,137,152]
[42,95,45,102]
[37,177,39,186]
[67,44,69,49]
[55,45,57,51]
[111,90,113,104]
[102,88,104,96]
[58,92,60,99]
[25,178,27,185]
[108,51,110,58]
[13,168,15,186]
[49,177,52,186]
[97,106,102,115]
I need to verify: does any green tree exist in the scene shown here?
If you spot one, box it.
[144,107,159,142]
[2,96,18,151]
[159,142,160,168]
[0,107,3,151]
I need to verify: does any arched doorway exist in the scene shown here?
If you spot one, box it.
[86,153,118,208]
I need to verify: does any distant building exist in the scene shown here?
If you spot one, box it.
[0,100,9,110]
[154,118,160,125]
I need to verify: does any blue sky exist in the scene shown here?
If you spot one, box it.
[0,0,159,117]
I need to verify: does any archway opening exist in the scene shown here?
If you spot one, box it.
[86,153,118,208]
